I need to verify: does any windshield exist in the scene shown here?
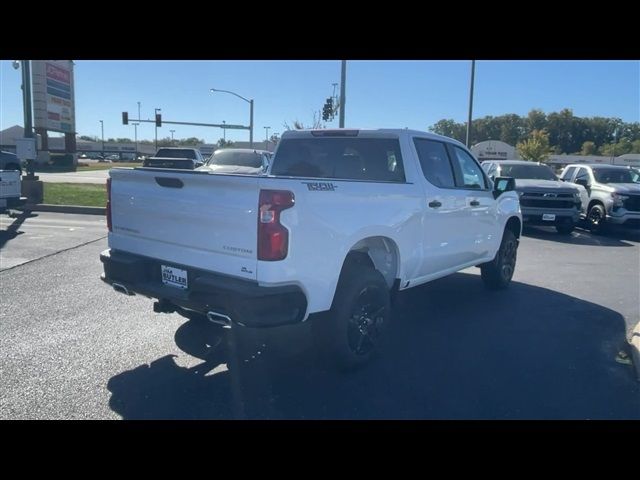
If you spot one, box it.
[155,149,198,159]
[498,164,557,180]
[208,150,263,168]
[593,168,634,184]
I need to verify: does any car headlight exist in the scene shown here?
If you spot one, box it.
[517,191,525,197]
[611,193,629,207]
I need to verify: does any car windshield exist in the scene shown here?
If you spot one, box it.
[208,150,263,168]
[155,149,197,159]
[593,168,634,184]
[498,164,557,180]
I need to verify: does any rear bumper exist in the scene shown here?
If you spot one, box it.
[0,196,27,211]
[100,249,307,328]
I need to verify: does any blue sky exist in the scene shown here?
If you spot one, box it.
[1,60,638,143]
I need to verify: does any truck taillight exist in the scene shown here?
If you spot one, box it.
[106,178,112,232]
[258,190,294,261]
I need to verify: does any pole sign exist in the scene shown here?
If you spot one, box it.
[32,60,76,134]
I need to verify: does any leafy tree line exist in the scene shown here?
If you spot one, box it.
[429,108,640,156]
[78,135,207,147]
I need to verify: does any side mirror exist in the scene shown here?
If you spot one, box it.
[575,178,589,188]
[261,154,270,172]
[493,176,516,199]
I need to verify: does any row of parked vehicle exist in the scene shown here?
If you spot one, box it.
[480,160,640,234]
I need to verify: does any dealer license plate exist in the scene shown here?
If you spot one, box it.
[161,265,188,289]
[542,213,556,221]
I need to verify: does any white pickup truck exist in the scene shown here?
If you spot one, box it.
[0,170,26,215]
[101,129,522,368]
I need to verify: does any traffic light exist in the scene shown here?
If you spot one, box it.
[122,112,128,125]
[155,113,162,127]
[322,98,333,122]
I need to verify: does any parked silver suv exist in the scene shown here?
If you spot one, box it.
[560,164,640,233]
[482,160,582,234]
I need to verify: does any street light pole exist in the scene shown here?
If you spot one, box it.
[137,101,141,121]
[264,126,270,148]
[249,100,254,148]
[222,120,226,141]
[466,60,476,148]
[100,120,104,153]
[154,108,161,150]
[170,129,175,145]
[210,88,254,148]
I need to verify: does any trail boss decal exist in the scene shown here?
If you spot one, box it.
[303,182,338,191]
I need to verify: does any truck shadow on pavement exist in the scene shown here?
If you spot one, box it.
[522,225,640,246]
[107,272,640,420]
[0,211,38,250]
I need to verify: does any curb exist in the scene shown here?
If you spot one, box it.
[631,322,640,382]
[19,204,106,215]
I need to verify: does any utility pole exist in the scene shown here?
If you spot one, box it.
[100,120,104,153]
[132,122,139,159]
[264,126,270,148]
[466,60,476,148]
[170,129,175,144]
[222,120,226,141]
[339,61,346,128]
[137,101,141,122]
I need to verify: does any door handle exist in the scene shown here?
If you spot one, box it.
[428,200,442,208]
[469,200,480,206]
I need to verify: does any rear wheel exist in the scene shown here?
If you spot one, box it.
[314,264,390,370]
[481,228,518,290]
[587,204,607,234]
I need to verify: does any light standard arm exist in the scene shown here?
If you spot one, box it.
[210,88,254,148]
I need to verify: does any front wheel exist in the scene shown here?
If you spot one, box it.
[587,204,607,234]
[313,264,390,370]
[480,228,518,290]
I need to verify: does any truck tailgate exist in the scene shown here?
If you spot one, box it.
[108,168,260,281]
[0,170,21,200]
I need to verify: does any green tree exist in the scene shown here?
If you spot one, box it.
[631,140,640,154]
[524,109,547,135]
[517,130,551,162]
[580,141,597,155]
[429,119,466,143]
[601,138,632,156]
[217,138,234,148]
[78,135,95,141]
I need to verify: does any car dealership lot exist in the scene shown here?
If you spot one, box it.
[0,214,638,419]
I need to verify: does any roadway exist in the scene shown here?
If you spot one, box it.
[1,213,639,419]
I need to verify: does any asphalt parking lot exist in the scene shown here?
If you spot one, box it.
[0,213,638,419]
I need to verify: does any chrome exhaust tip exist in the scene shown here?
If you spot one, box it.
[206,311,232,328]
[112,283,134,296]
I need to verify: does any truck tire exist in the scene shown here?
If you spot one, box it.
[314,264,390,370]
[480,228,518,290]
[587,204,607,234]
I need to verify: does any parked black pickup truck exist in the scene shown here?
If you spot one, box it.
[143,148,205,169]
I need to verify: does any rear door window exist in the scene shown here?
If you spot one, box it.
[413,138,455,188]
[271,137,405,182]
